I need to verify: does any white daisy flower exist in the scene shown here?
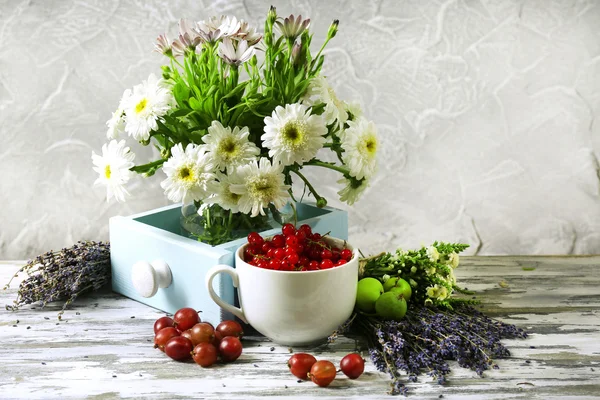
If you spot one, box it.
[218,38,255,66]
[337,176,369,205]
[448,252,460,268]
[92,140,135,202]
[341,117,378,180]
[303,76,347,128]
[160,143,215,203]
[205,172,244,213]
[202,121,260,171]
[262,103,327,166]
[229,157,291,217]
[122,74,173,141]
[426,246,440,262]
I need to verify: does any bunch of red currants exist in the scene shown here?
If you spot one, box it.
[153,307,243,367]
[288,352,365,387]
[245,223,353,271]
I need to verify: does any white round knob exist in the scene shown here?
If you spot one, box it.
[131,259,172,298]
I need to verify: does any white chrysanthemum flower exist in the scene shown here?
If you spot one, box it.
[218,38,255,66]
[448,252,460,268]
[122,74,173,141]
[160,143,215,203]
[229,157,291,217]
[427,246,440,262]
[345,100,363,122]
[106,89,132,139]
[337,176,369,205]
[205,172,244,213]
[262,103,327,166]
[303,76,347,127]
[341,117,378,180]
[106,109,125,140]
[202,121,259,171]
[92,140,135,202]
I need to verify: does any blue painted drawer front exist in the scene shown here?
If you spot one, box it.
[110,202,348,326]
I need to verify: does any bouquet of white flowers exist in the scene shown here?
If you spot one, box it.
[92,7,379,245]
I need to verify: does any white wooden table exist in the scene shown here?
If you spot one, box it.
[1,257,599,399]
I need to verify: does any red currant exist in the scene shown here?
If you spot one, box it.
[294,230,307,242]
[299,256,310,268]
[268,259,281,270]
[280,260,292,271]
[299,224,312,236]
[282,223,296,237]
[274,248,286,260]
[247,232,264,246]
[331,250,341,262]
[335,259,347,266]
[296,243,305,255]
[320,259,334,269]
[261,242,272,254]
[287,253,299,265]
[272,234,285,248]
[321,249,333,259]
[308,260,320,270]
[312,233,322,240]
[285,235,299,247]
[341,248,353,261]
[256,260,269,269]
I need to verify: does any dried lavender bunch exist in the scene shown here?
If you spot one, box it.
[354,305,528,395]
[3,241,111,319]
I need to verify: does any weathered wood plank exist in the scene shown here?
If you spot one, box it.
[1,257,599,399]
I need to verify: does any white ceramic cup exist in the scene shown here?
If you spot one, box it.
[205,236,358,346]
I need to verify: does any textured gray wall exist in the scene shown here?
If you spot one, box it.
[1,0,599,259]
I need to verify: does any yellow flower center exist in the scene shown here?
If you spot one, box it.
[225,186,241,203]
[135,98,148,114]
[218,137,239,160]
[178,166,195,182]
[281,120,307,149]
[247,174,278,202]
[360,133,378,158]
[104,165,112,179]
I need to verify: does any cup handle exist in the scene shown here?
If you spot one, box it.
[205,264,248,324]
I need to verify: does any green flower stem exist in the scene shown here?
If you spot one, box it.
[130,159,166,174]
[291,169,325,205]
[305,160,349,175]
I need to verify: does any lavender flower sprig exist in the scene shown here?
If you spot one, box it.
[354,305,528,395]
[3,241,111,320]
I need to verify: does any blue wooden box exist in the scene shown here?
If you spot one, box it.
[109,203,348,326]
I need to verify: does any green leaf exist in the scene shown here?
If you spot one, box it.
[189,97,202,111]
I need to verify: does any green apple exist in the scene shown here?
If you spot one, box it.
[356,277,384,313]
[375,291,408,320]
[386,278,412,301]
